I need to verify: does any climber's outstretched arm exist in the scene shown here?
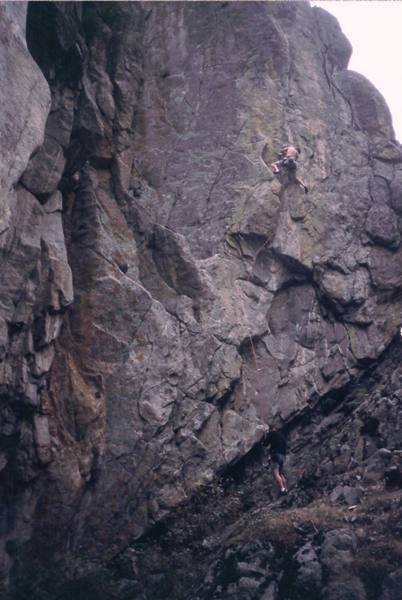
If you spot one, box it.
[271,160,281,174]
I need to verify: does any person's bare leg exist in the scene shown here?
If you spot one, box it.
[295,175,308,193]
[272,465,285,492]
[280,472,288,492]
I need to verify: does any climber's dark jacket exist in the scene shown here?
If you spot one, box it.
[263,431,287,457]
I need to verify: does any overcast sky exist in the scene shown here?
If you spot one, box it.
[311,1,402,141]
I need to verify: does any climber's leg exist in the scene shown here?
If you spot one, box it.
[272,454,287,494]
[295,174,308,193]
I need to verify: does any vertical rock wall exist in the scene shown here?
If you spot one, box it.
[0,0,73,588]
[1,0,402,587]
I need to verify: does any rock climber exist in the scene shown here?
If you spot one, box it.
[263,425,288,496]
[271,145,308,194]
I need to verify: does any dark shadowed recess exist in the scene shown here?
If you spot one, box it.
[27,2,83,85]
[26,2,119,181]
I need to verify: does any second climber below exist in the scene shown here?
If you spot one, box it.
[262,425,288,496]
[271,144,308,194]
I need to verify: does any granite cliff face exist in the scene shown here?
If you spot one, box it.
[1,1,402,597]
